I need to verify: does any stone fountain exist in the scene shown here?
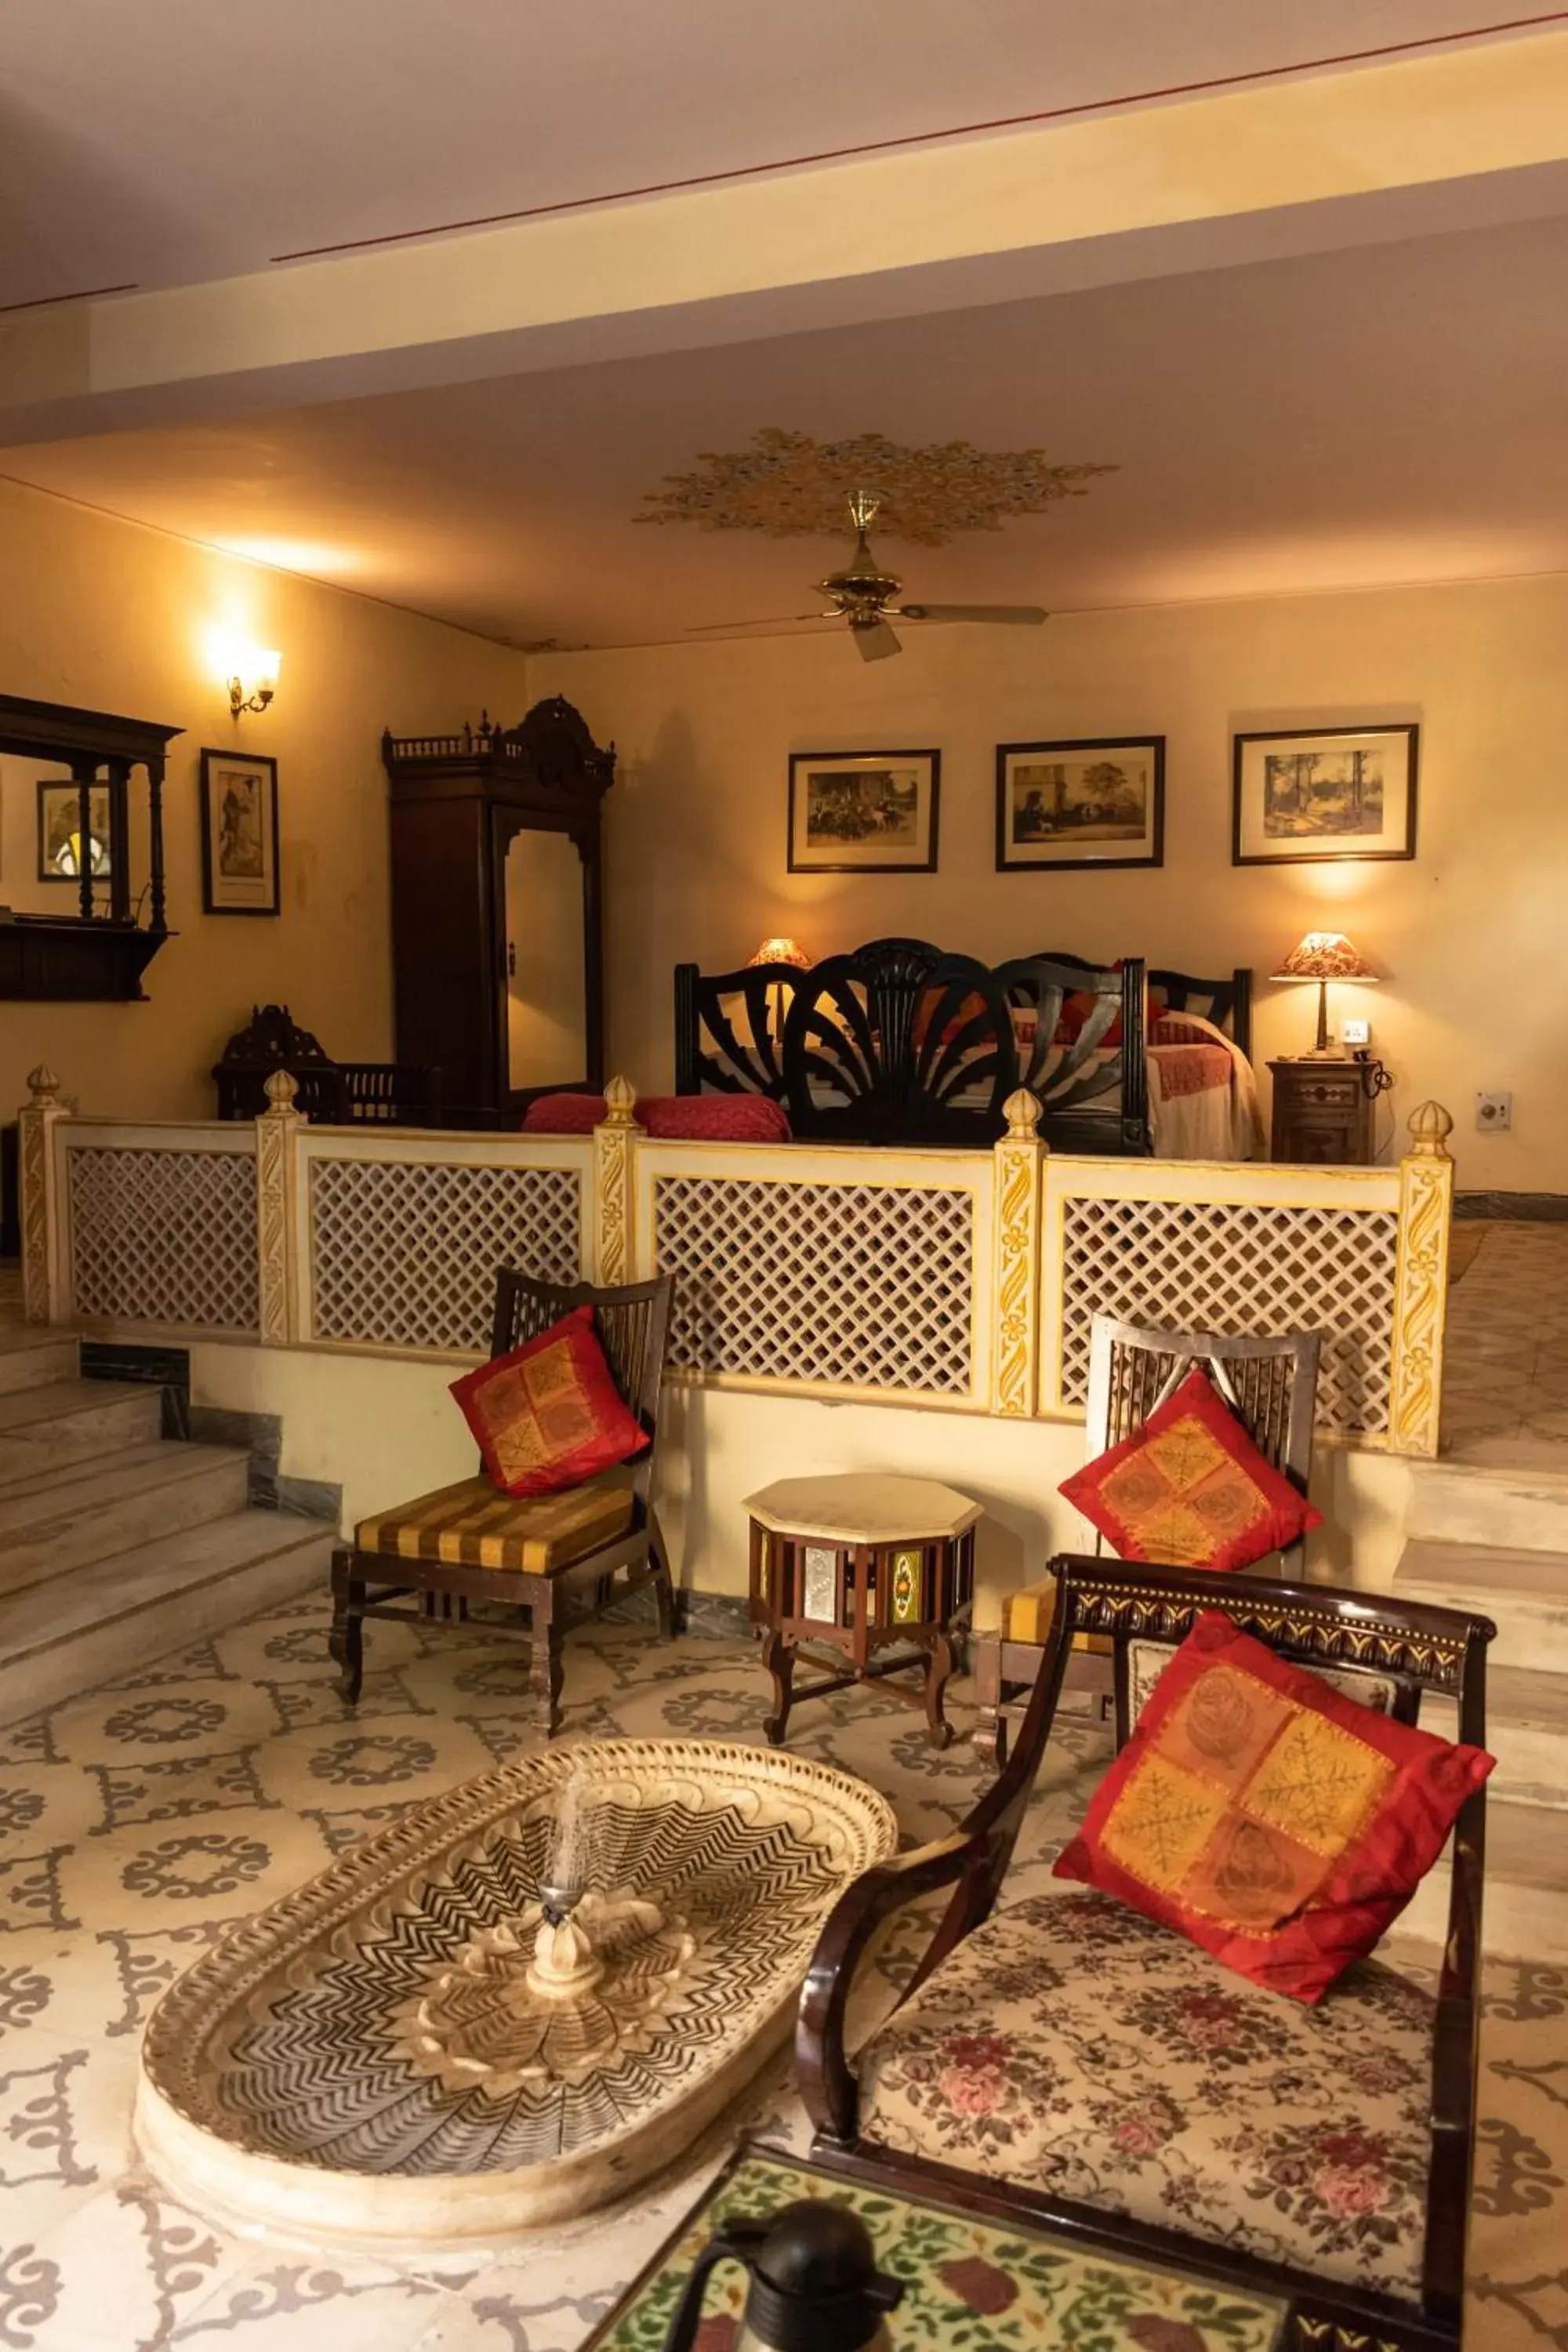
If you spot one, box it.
[134,1740,896,2246]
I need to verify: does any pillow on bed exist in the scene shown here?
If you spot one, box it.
[521,1092,605,1132]
[520,1094,792,1142]
[1054,964,1167,1050]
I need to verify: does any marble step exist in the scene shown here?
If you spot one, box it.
[1409,1456,1568,1554]
[0,1326,78,1396]
[0,1440,250,1599]
[0,1378,162,1481]
[1401,1797,1568,1962]
[1423,1664,1568,1811]
[0,1510,336,1728]
[1393,1538,1568,1671]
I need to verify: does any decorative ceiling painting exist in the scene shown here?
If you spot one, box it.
[636,427,1116,544]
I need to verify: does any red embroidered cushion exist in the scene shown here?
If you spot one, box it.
[1059,1367,1322,1574]
[1054,1610,1494,2001]
[520,1092,604,1133]
[642,1096,792,1142]
[449,1305,648,1497]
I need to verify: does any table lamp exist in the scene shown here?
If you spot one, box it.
[1271,931,1379,1057]
[746,937,811,968]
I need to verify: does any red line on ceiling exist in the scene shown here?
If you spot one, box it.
[270,11,1568,264]
[0,281,139,314]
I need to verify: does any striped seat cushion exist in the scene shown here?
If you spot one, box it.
[355,1475,634,1575]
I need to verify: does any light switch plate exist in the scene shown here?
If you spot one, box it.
[1476,1091,1513,1133]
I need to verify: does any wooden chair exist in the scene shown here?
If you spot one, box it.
[799,1554,1495,2352]
[328,1269,675,1735]
[975,1315,1323,1763]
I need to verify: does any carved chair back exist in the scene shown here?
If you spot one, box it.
[1149,962,1252,1057]
[489,1270,673,1503]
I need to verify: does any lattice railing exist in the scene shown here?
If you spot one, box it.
[307,1156,582,1353]
[67,1143,260,1334]
[655,1172,978,1396]
[1053,1192,1399,1435]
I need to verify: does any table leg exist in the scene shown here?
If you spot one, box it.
[924,1631,955,1750]
[761,1628,794,1746]
[971,1631,1006,1766]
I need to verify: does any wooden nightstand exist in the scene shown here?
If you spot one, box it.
[1268,1056,1377,1163]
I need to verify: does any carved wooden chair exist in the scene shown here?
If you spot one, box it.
[976,1316,1323,1763]
[799,1555,1494,2352]
[328,1269,675,1735]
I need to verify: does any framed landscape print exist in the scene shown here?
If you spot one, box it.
[37,780,112,882]
[200,749,280,914]
[788,750,939,873]
[995,736,1164,871]
[1232,723,1418,865]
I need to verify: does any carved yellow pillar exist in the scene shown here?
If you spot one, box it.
[992,1087,1047,1418]
[17,1065,65,1326]
[255,1068,304,1346]
[592,1076,643,1286]
[1388,1098,1454,1458]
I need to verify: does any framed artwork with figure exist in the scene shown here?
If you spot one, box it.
[200,750,280,915]
[1232,723,1418,865]
[787,749,940,873]
[996,736,1164,870]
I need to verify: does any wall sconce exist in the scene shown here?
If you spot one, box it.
[227,646,281,718]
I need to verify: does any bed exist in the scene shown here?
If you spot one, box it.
[671,938,1258,1158]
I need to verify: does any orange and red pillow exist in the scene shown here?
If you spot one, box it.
[1060,1367,1322,1575]
[449,1305,648,1497]
[520,1093,792,1142]
[1054,1610,1494,2001]
[1054,964,1168,1049]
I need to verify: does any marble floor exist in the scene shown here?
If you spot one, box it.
[1443,1221,1568,1465]
[0,1592,1564,2350]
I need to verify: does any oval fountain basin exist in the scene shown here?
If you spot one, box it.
[134,1739,896,2245]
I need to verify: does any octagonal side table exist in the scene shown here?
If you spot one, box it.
[743,1472,981,1749]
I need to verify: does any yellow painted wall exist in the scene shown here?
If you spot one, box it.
[532,573,1568,1189]
[0,477,526,1125]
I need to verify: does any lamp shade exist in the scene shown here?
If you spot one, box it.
[748,936,811,968]
[1270,931,1380,983]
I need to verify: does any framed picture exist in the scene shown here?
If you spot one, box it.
[1232,724,1418,865]
[37,780,112,883]
[200,749,280,914]
[787,750,939,873]
[995,736,1164,871]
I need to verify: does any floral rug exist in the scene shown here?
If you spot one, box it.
[0,1596,1562,2350]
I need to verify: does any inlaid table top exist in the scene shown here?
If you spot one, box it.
[742,1472,982,1544]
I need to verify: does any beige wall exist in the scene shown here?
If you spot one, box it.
[532,573,1568,1189]
[1,477,526,1126]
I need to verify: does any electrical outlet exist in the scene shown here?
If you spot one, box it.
[1341,1018,1370,1047]
[1475,1091,1513,1133]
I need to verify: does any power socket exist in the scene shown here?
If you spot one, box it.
[1475,1091,1513,1133]
[1341,1018,1370,1047]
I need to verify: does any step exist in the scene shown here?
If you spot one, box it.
[1410,1455,1568,1554]
[1421,1664,1568,1810]
[0,1510,336,1728]
[1400,1798,1568,1962]
[1393,1537,1568,1671]
[0,1325,78,1396]
[0,1378,162,1480]
[0,1441,251,1600]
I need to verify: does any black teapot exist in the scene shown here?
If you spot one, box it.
[660,2198,904,2352]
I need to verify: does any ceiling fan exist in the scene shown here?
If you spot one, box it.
[686,492,1047,662]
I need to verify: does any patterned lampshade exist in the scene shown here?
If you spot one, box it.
[748,936,812,968]
[1271,931,1380,983]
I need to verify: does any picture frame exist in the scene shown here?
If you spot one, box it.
[995,736,1164,871]
[199,749,280,915]
[787,749,940,873]
[1232,723,1418,866]
[37,779,113,884]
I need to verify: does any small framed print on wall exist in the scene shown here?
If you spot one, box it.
[995,736,1164,871]
[1232,723,1418,866]
[787,749,940,873]
[37,780,112,882]
[199,749,280,914]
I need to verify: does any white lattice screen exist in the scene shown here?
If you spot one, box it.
[655,1174,975,1393]
[68,1147,260,1334]
[308,1158,581,1352]
[1057,1196,1399,1432]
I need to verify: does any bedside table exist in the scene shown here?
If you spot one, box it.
[1268,1056,1377,1163]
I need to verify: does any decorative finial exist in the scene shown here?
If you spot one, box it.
[602,1076,638,1127]
[263,1068,300,1116]
[1407,1100,1454,1160]
[1003,1087,1044,1142]
[26,1065,61,1105]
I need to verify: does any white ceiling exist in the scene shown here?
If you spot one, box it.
[0,1,1528,306]
[6,210,1568,647]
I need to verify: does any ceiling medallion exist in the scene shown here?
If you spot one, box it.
[636,427,1116,546]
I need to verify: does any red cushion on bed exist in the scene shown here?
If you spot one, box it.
[521,1093,605,1132]
[520,1093,791,1142]
[1055,964,1167,1050]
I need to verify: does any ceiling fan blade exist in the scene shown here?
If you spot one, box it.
[684,612,828,633]
[896,603,1047,626]
[853,619,902,662]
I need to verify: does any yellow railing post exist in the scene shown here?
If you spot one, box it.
[992,1087,1047,1417]
[592,1076,642,1286]
[255,1069,304,1345]
[17,1065,66,1326]
[1388,1098,1455,1457]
